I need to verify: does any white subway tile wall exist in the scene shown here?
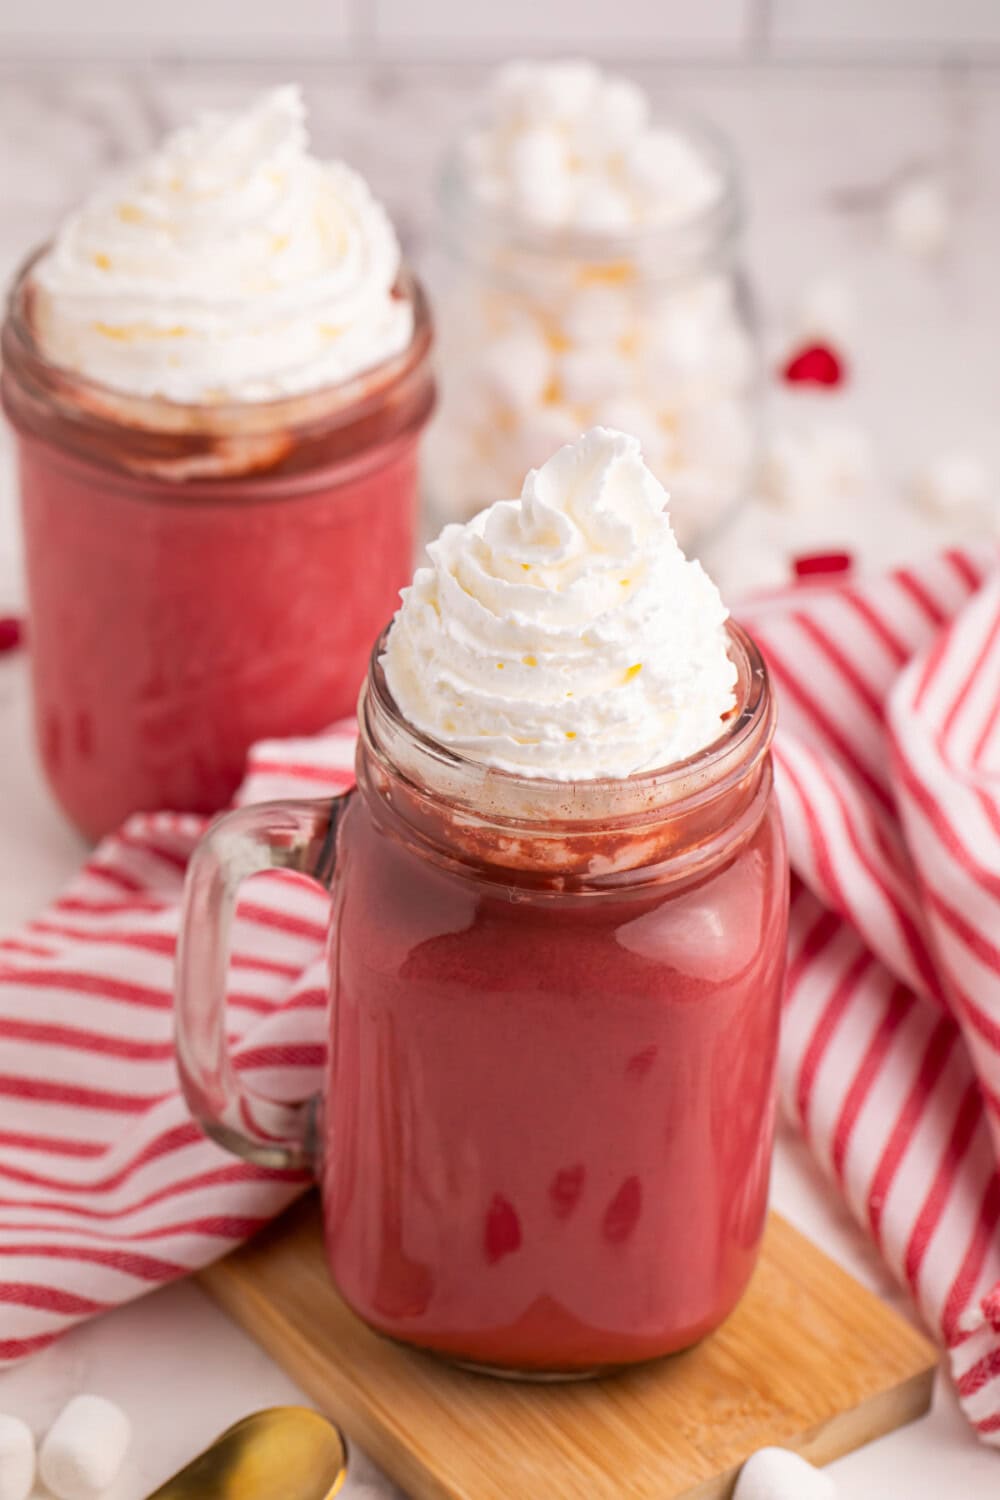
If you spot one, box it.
[0,0,998,58]
[771,0,1000,56]
[0,0,352,58]
[370,0,750,55]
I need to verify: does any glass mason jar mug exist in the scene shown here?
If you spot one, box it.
[426,116,757,553]
[176,622,787,1377]
[1,252,434,842]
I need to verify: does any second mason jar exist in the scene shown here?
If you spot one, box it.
[1,85,437,841]
[2,262,434,841]
[426,113,757,551]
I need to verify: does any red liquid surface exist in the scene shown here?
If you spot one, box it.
[15,432,420,839]
[322,792,788,1373]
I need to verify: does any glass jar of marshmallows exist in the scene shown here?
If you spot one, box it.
[425,61,757,551]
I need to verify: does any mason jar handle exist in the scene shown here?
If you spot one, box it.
[175,795,351,1170]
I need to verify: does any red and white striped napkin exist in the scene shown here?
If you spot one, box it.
[3,547,1000,1441]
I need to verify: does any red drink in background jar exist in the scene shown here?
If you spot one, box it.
[0,88,434,840]
[2,269,432,840]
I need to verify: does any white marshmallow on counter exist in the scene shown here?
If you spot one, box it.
[795,274,855,346]
[886,173,951,259]
[39,1395,131,1500]
[733,1446,838,1500]
[0,1415,35,1500]
[912,450,993,521]
[759,423,873,514]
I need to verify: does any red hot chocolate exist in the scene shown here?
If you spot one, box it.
[174,429,788,1376]
[1,88,434,839]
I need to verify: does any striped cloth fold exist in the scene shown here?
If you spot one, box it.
[2,549,1000,1440]
[742,546,1000,1440]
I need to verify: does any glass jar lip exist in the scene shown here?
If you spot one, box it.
[437,108,743,273]
[2,244,433,442]
[360,616,774,831]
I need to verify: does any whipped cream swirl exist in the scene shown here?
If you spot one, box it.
[31,86,413,403]
[383,428,737,780]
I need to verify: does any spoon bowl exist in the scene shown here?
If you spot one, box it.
[147,1406,347,1500]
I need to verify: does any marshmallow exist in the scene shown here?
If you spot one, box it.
[572,180,634,234]
[913,451,993,520]
[759,424,873,513]
[39,1396,131,1500]
[642,286,752,400]
[465,61,719,233]
[431,374,495,442]
[589,77,649,148]
[886,174,951,258]
[508,127,572,225]
[557,348,631,406]
[474,328,552,412]
[795,275,855,345]
[624,128,720,221]
[560,287,633,347]
[733,1447,837,1500]
[431,60,754,547]
[460,288,530,345]
[0,1416,34,1500]
[644,302,720,387]
[515,60,599,125]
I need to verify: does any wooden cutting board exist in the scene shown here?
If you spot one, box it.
[199,1196,936,1500]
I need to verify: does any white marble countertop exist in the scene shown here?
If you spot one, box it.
[1,57,999,1498]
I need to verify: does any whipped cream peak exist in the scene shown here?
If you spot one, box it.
[383,427,737,780]
[460,59,722,233]
[31,86,413,403]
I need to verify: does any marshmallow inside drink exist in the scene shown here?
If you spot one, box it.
[427,59,757,550]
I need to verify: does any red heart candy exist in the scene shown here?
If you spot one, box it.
[794,552,853,579]
[781,342,846,387]
[0,616,24,653]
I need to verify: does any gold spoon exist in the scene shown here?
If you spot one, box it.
[147,1407,348,1500]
